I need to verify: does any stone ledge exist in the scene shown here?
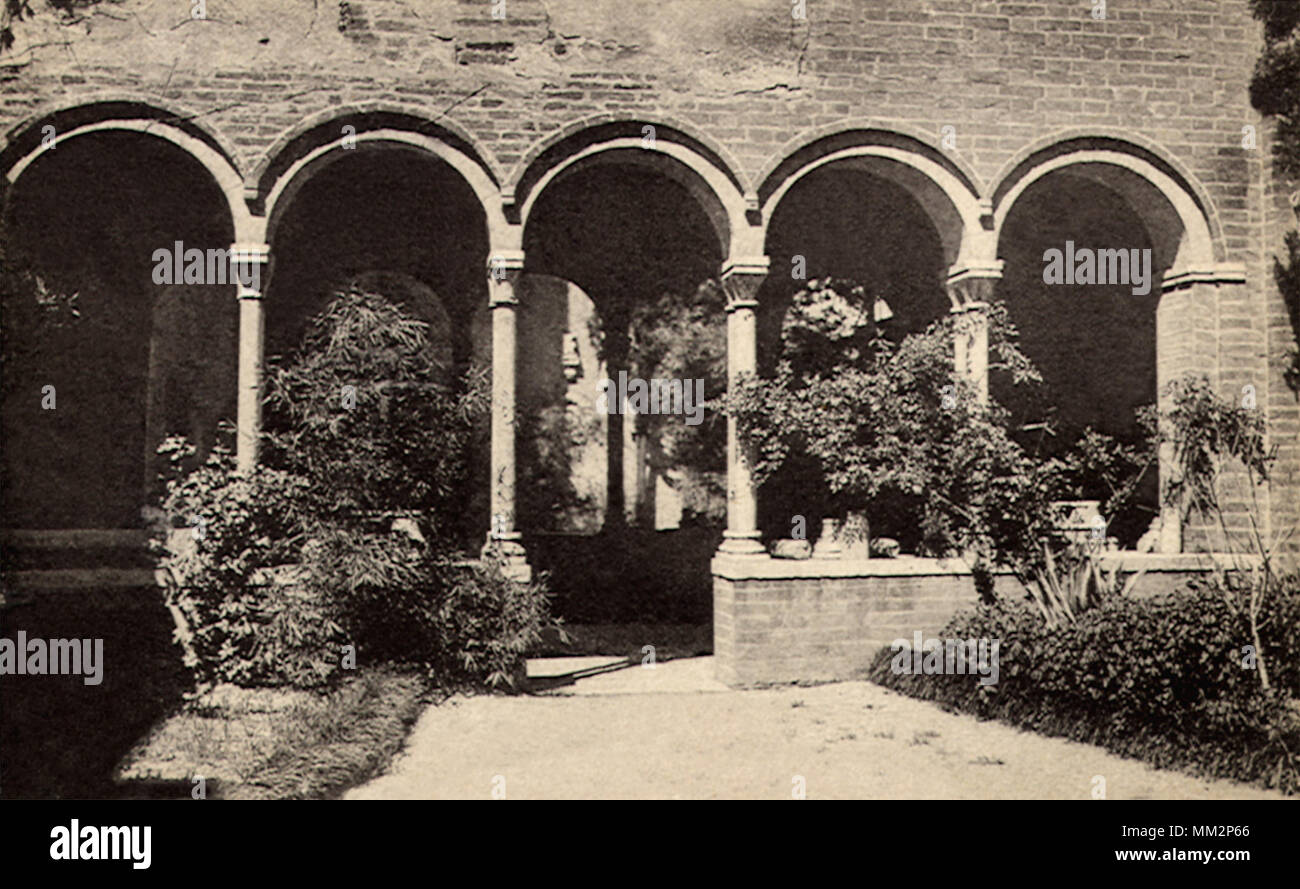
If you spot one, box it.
[713,550,1243,581]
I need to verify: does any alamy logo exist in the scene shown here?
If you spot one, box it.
[1042,241,1153,296]
[889,631,1000,686]
[595,371,705,426]
[151,241,260,289]
[50,820,150,869]
[0,631,104,685]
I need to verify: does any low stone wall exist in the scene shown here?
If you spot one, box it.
[712,552,1227,688]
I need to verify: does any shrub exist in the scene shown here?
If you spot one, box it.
[869,577,1300,794]
[151,441,346,690]
[729,282,1062,577]
[263,285,487,541]
[153,286,559,692]
[431,557,558,688]
[302,532,557,687]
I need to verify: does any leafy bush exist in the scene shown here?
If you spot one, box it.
[153,287,558,692]
[263,285,487,541]
[869,577,1300,794]
[301,532,554,688]
[728,281,1062,578]
[151,441,345,690]
[431,557,558,688]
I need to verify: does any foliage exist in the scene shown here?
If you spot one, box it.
[1022,541,1146,628]
[1156,374,1293,693]
[1249,1,1300,392]
[728,279,1061,576]
[517,405,602,533]
[155,287,558,692]
[302,531,555,689]
[869,579,1300,794]
[627,279,729,523]
[150,440,343,690]
[263,286,487,541]
[431,556,558,688]
[2,0,106,55]
[1055,420,1157,527]
[1160,375,1273,517]
[1250,0,1300,180]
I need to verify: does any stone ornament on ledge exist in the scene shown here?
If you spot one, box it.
[810,518,843,558]
[771,539,812,559]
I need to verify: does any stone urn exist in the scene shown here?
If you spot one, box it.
[1053,499,1103,546]
[811,518,843,558]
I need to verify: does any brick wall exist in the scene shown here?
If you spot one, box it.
[714,553,1235,686]
[0,1,1271,209]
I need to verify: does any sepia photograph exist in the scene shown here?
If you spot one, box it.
[0,0,1297,857]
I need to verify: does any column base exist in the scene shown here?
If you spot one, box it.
[717,532,766,556]
[481,534,531,582]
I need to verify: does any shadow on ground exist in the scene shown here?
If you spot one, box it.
[0,589,189,798]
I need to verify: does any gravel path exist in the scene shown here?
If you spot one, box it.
[346,658,1285,800]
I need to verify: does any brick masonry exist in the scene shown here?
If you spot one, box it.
[714,553,1239,686]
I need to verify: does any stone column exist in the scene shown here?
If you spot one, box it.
[234,242,270,473]
[718,256,769,556]
[946,263,1002,406]
[484,250,530,580]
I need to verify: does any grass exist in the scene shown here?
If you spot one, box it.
[117,666,432,799]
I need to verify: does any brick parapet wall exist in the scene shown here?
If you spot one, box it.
[712,553,1225,686]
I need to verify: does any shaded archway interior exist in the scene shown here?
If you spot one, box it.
[996,170,1165,546]
[519,160,724,622]
[2,130,234,527]
[757,164,952,547]
[263,146,490,546]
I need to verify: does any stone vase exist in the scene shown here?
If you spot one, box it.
[811,517,843,558]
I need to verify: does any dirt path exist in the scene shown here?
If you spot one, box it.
[346,658,1285,800]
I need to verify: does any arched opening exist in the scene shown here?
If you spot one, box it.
[263,145,490,547]
[995,164,1182,546]
[520,152,728,622]
[2,130,236,528]
[757,158,957,549]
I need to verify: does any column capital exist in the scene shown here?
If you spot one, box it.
[231,242,270,299]
[230,242,271,263]
[487,248,525,277]
[720,255,769,310]
[946,260,1002,311]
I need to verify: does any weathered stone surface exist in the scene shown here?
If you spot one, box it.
[870,538,900,558]
[770,538,811,559]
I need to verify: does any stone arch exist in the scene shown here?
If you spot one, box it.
[510,117,750,255]
[757,124,986,268]
[1,96,247,237]
[990,133,1236,552]
[990,132,1225,271]
[251,104,506,242]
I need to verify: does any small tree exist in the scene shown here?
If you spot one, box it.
[263,285,487,545]
[728,279,1058,587]
[1160,375,1293,692]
